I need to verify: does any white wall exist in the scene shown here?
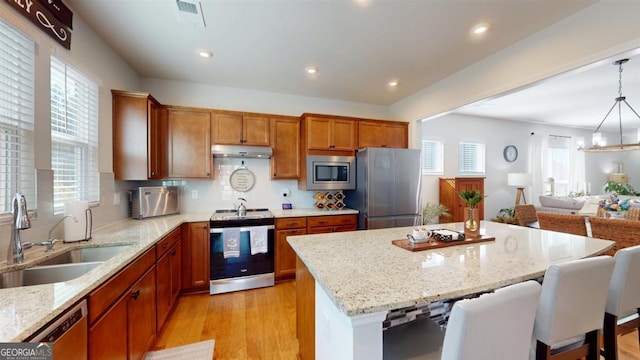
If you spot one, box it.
[0,4,140,251]
[420,114,624,219]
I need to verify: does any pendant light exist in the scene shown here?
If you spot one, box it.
[583,59,640,152]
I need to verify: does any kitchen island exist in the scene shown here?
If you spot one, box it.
[287,221,615,360]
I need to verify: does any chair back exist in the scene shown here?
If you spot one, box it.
[515,204,538,227]
[441,280,541,360]
[534,256,615,347]
[606,245,640,317]
[624,207,640,221]
[590,216,640,254]
[537,211,587,236]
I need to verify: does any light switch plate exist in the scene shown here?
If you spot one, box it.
[191,190,198,199]
[113,193,120,205]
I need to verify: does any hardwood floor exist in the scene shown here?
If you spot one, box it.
[154,280,640,360]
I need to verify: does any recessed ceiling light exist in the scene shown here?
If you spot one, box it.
[199,51,213,58]
[471,23,490,35]
[305,66,319,75]
[388,80,399,87]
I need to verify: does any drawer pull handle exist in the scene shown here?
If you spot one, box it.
[171,250,176,256]
[131,290,141,300]
[162,243,170,249]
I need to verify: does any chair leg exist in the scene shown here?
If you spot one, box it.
[536,340,551,360]
[586,329,600,360]
[603,313,618,360]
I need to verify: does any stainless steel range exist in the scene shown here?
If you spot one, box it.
[209,208,275,295]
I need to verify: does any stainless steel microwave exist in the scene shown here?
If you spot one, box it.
[304,155,356,190]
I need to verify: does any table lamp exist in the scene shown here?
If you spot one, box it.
[508,173,533,207]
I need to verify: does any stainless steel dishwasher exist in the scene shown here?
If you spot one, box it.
[28,299,88,360]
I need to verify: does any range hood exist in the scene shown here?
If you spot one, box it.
[211,144,273,159]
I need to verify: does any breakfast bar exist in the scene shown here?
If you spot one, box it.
[287,221,615,360]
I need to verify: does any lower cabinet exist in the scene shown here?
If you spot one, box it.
[181,222,210,292]
[156,228,182,332]
[88,247,157,360]
[307,214,358,234]
[275,217,307,281]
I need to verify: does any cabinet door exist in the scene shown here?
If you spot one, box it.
[128,266,157,360]
[182,222,210,291]
[89,293,128,360]
[148,101,167,179]
[271,117,300,179]
[212,112,243,144]
[306,117,332,150]
[156,252,171,331]
[167,109,211,178]
[383,122,408,148]
[331,119,356,151]
[275,228,306,280]
[243,115,271,145]
[358,121,384,148]
[170,240,182,303]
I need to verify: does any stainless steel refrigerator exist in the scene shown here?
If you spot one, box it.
[346,148,422,229]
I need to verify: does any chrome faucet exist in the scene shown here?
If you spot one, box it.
[7,193,30,264]
[237,197,247,217]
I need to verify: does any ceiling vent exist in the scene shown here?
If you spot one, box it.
[174,0,206,27]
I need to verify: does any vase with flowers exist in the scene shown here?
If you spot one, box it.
[458,189,485,238]
[598,195,630,218]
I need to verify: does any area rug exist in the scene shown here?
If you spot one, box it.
[145,339,215,360]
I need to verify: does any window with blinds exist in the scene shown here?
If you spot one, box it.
[51,56,99,214]
[422,139,444,174]
[459,142,485,175]
[0,19,35,216]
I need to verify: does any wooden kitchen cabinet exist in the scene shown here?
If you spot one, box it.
[307,214,358,234]
[112,90,166,180]
[358,120,408,149]
[271,116,301,179]
[439,177,485,222]
[303,114,356,152]
[212,111,270,146]
[181,222,210,293]
[167,107,211,178]
[156,228,182,332]
[88,247,157,360]
[275,217,307,281]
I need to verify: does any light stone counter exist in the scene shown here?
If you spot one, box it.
[0,212,211,342]
[288,221,615,360]
[288,220,615,317]
[271,208,358,218]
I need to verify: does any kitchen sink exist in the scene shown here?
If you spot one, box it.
[0,262,102,289]
[35,245,131,266]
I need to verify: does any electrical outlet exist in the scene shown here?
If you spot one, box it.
[191,190,198,199]
[113,193,120,205]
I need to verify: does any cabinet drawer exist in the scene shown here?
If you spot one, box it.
[156,228,181,259]
[307,214,357,228]
[88,247,155,324]
[276,217,307,229]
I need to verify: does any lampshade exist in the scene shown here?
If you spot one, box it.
[508,173,532,187]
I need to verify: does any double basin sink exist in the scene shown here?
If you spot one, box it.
[0,245,131,289]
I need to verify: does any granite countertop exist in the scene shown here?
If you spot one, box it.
[0,208,356,342]
[287,221,615,317]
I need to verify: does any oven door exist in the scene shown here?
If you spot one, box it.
[210,225,275,281]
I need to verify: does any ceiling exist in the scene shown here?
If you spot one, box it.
[66,0,597,106]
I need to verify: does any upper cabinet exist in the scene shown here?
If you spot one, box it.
[271,116,300,179]
[358,120,408,149]
[166,107,212,178]
[303,115,356,152]
[112,90,166,180]
[212,111,270,146]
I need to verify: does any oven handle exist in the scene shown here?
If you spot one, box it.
[210,225,274,234]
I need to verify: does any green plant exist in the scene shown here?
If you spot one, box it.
[497,207,515,219]
[422,202,451,225]
[604,181,639,196]
[458,189,485,208]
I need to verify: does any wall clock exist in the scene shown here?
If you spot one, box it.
[503,145,518,162]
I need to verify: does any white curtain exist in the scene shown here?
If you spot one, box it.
[569,137,587,194]
[528,133,548,205]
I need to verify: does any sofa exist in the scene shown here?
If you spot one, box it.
[537,195,640,216]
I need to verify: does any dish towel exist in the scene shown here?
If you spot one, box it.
[249,226,269,255]
[222,227,241,258]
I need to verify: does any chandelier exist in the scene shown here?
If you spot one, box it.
[580,59,640,152]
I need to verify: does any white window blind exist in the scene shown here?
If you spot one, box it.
[459,142,485,175]
[422,139,444,174]
[0,19,35,215]
[51,56,99,214]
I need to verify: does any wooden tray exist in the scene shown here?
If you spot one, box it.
[392,235,495,252]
